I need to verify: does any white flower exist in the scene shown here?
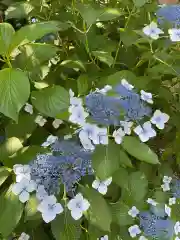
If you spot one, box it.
[134,121,156,142]
[69,106,88,126]
[169,197,176,206]
[12,178,37,203]
[37,195,63,223]
[174,221,180,235]
[165,204,171,217]
[96,85,112,95]
[140,90,153,104]
[69,89,75,98]
[67,193,90,220]
[113,128,125,144]
[121,79,134,91]
[81,123,98,141]
[92,177,112,195]
[175,237,180,240]
[41,135,58,147]
[36,185,48,201]
[139,236,148,240]
[13,164,31,183]
[168,28,180,42]
[161,182,170,192]
[93,127,108,145]
[150,110,169,129]
[18,232,30,240]
[69,97,83,109]
[100,235,108,240]
[52,119,63,129]
[128,206,140,218]
[69,90,83,108]
[163,176,172,184]
[35,115,47,127]
[24,103,33,115]
[120,121,133,135]
[143,22,164,40]
[147,198,158,206]
[128,225,141,238]
[79,130,95,151]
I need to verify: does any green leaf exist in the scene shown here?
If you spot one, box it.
[51,210,81,240]
[112,167,129,189]
[0,167,10,187]
[97,8,123,21]
[0,137,23,162]
[4,145,48,168]
[122,136,160,164]
[6,113,37,143]
[120,29,139,47]
[33,225,50,240]
[15,43,59,71]
[9,21,62,53]
[0,185,23,237]
[119,149,133,168]
[5,2,34,20]
[111,201,133,226]
[77,74,88,95]
[0,23,15,56]
[92,141,120,179]
[76,4,102,27]
[24,194,41,221]
[0,68,30,121]
[60,60,86,72]
[81,187,112,231]
[92,51,114,67]
[105,70,136,87]
[31,85,69,117]
[133,0,148,7]
[129,171,148,202]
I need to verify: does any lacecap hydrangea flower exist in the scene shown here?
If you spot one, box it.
[30,138,94,194]
[85,80,152,126]
[139,206,174,240]
[156,5,180,27]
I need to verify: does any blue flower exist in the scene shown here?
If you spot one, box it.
[85,84,151,126]
[171,179,180,198]
[30,139,93,194]
[115,84,152,121]
[30,154,63,195]
[139,210,174,240]
[157,5,180,27]
[85,93,122,126]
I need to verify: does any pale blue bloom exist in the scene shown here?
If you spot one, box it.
[171,179,180,198]
[30,138,93,194]
[157,5,180,27]
[85,93,122,126]
[85,84,152,126]
[139,207,174,240]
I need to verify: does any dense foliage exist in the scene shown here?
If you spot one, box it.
[0,0,180,239]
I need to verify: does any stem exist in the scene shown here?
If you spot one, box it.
[113,6,136,68]
[153,55,179,76]
[112,39,121,68]
[4,55,12,68]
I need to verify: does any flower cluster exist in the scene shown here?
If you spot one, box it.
[12,158,90,223]
[21,80,170,238]
[128,204,175,239]
[157,4,180,27]
[126,173,180,240]
[142,21,180,42]
[30,137,94,194]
